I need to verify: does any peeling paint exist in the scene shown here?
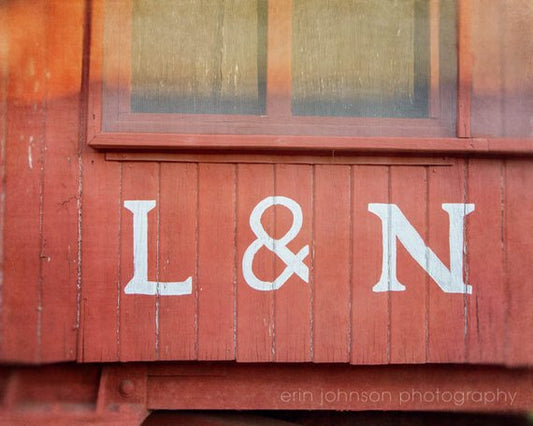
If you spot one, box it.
[28,135,34,169]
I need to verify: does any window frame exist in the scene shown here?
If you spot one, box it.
[87,0,515,154]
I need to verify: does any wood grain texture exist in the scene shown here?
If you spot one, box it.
[312,165,351,362]
[39,0,83,363]
[465,159,506,363]
[236,164,275,361]
[79,152,121,362]
[351,166,389,364]
[1,0,82,364]
[0,0,6,362]
[427,159,467,362]
[106,151,454,167]
[389,166,428,363]
[158,163,197,360]
[273,164,312,362]
[197,164,236,360]
[505,160,533,366]
[119,162,158,361]
[1,1,48,362]
[1,0,533,370]
[78,159,532,366]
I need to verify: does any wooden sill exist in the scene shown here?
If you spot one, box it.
[89,133,533,156]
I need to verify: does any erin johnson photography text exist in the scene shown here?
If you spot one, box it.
[279,388,519,407]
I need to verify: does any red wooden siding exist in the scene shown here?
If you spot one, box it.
[427,160,467,362]
[351,166,389,364]
[158,163,198,360]
[389,166,427,363]
[236,164,275,362]
[197,163,236,360]
[0,0,531,372]
[75,158,531,367]
[1,0,82,363]
[274,164,312,362]
[119,162,159,361]
[505,160,533,365]
[466,159,506,363]
[80,151,121,361]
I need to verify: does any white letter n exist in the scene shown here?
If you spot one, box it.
[123,200,192,296]
[368,203,475,294]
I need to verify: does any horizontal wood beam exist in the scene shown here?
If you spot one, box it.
[90,133,533,156]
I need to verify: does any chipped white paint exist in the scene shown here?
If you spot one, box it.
[368,203,475,294]
[242,196,309,291]
[123,200,192,296]
[121,198,474,297]
[27,135,33,169]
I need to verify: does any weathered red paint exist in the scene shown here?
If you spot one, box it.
[1,363,532,420]
[73,157,532,367]
[0,0,532,420]
[197,163,236,360]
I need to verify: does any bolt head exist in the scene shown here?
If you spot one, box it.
[119,379,135,397]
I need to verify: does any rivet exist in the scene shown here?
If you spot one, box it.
[119,379,135,397]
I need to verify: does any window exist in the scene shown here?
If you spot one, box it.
[88,0,532,151]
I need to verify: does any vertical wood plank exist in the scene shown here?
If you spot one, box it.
[427,160,467,362]
[1,1,47,362]
[79,152,121,362]
[274,164,312,362]
[119,162,158,361]
[466,159,506,363]
[389,166,428,363]
[313,165,350,362]
[87,0,103,141]
[236,164,275,361]
[351,166,389,364]
[505,160,533,365]
[197,164,236,360]
[0,0,6,361]
[39,0,83,362]
[158,163,197,360]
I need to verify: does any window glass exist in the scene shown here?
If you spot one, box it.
[98,0,458,139]
[292,0,455,118]
[131,0,267,114]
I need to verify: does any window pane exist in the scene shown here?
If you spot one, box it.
[131,0,266,114]
[292,0,455,118]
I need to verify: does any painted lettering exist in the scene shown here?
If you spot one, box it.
[122,198,475,297]
[242,196,309,291]
[368,203,475,294]
[123,200,192,295]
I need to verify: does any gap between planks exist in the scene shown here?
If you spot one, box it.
[105,152,453,167]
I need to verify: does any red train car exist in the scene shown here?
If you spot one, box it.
[1,0,532,424]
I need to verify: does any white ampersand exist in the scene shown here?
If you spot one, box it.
[242,196,309,291]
